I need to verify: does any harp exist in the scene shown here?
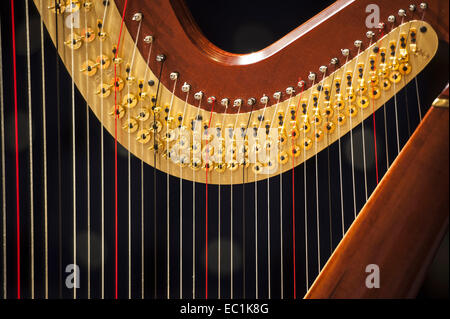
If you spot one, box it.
[0,0,448,299]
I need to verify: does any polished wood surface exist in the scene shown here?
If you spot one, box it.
[115,0,449,113]
[305,105,449,298]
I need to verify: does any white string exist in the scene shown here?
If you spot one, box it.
[217,103,230,299]
[192,96,203,299]
[279,92,295,298]
[68,0,77,300]
[393,18,405,155]
[229,103,243,299]
[99,1,110,299]
[359,38,374,203]
[24,0,35,299]
[348,45,362,220]
[82,4,91,300]
[179,90,190,299]
[166,77,178,300]
[0,13,6,300]
[303,78,315,291]
[314,73,327,272]
[337,53,350,237]
[126,18,142,300]
[141,38,153,301]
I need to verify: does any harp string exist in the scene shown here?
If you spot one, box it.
[179,87,190,299]
[229,101,243,299]
[24,0,35,299]
[392,17,405,155]
[192,95,203,299]
[314,71,327,272]
[348,44,362,219]
[0,11,6,301]
[10,0,21,299]
[82,3,91,300]
[152,53,165,299]
[140,34,153,301]
[68,0,78,300]
[291,80,306,299]
[217,98,230,299]
[279,90,294,299]
[303,77,315,293]
[125,14,142,300]
[99,0,110,299]
[204,98,216,300]
[414,9,428,123]
[359,38,373,203]
[165,73,178,300]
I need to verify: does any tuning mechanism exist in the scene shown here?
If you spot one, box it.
[64,33,82,50]
[286,87,295,95]
[81,27,96,43]
[83,1,93,11]
[65,0,81,13]
[100,51,114,67]
[48,1,66,14]
[233,99,243,108]
[247,97,256,106]
[260,95,269,104]
[273,92,282,100]
[125,64,136,85]
[97,20,107,40]
[95,83,111,98]
[109,105,125,119]
[112,46,123,65]
[80,60,99,76]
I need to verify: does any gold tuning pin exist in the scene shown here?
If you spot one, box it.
[122,93,137,108]
[123,119,138,133]
[110,77,124,92]
[136,129,152,144]
[80,60,99,76]
[95,83,111,98]
[65,0,81,13]
[83,1,93,11]
[96,19,107,41]
[96,55,110,69]
[125,64,135,85]
[109,105,125,119]
[81,28,96,43]
[64,33,82,50]
[48,1,65,14]
[112,46,123,65]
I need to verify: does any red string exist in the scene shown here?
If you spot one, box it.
[10,0,20,299]
[114,0,128,299]
[291,79,305,299]
[205,98,215,299]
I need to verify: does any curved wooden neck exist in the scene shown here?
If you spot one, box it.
[115,0,449,113]
[305,103,449,298]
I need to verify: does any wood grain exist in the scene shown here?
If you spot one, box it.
[305,105,449,298]
[115,0,449,113]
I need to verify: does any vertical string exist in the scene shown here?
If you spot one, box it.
[24,0,35,299]
[68,0,78,300]
[291,80,306,299]
[303,78,315,294]
[82,4,91,300]
[0,13,7,300]
[192,96,203,299]
[165,74,178,300]
[179,88,190,299]
[205,98,216,299]
[229,103,243,299]
[10,0,21,299]
[314,72,327,272]
[140,33,153,301]
[126,16,142,300]
[348,44,363,219]
[99,2,110,299]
